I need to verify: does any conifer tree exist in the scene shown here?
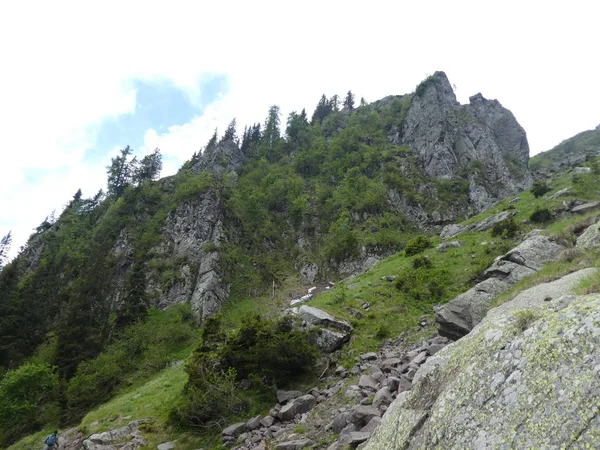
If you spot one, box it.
[222,118,238,143]
[106,146,134,197]
[206,129,218,149]
[0,231,12,271]
[134,148,162,183]
[343,90,355,110]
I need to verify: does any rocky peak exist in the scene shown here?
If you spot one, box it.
[192,138,244,175]
[400,71,532,210]
[468,92,530,166]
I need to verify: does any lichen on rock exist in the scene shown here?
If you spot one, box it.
[366,268,600,449]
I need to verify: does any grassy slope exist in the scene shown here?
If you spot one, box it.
[11,165,600,449]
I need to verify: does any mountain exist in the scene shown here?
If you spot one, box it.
[530,124,600,173]
[0,71,535,446]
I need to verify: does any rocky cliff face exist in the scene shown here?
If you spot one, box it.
[401,72,532,210]
[146,139,243,320]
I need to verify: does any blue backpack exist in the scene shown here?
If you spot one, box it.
[46,434,56,447]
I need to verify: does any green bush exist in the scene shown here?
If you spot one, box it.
[490,217,519,238]
[405,235,432,256]
[171,366,249,430]
[0,363,58,446]
[529,208,552,223]
[175,315,317,430]
[221,315,318,385]
[395,266,449,302]
[530,180,551,198]
[412,255,432,269]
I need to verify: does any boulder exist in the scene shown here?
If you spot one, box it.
[472,211,517,232]
[298,305,353,333]
[499,235,564,271]
[349,405,381,428]
[436,235,565,340]
[246,415,262,430]
[312,328,350,352]
[358,375,379,391]
[571,201,600,214]
[364,268,600,450]
[276,390,302,404]
[83,419,149,450]
[279,394,316,421]
[260,415,275,427]
[360,416,382,433]
[436,278,509,340]
[372,387,394,409]
[330,411,350,433]
[436,241,462,252]
[440,224,467,240]
[275,439,314,450]
[339,431,371,446]
[222,422,247,438]
[157,443,175,450]
[572,166,591,174]
[577,222,600,250]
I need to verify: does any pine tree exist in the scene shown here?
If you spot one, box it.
[134,148,162,184]
[222,118,238,143]
[0,232,12,271]
[263,106,281,151]
[311,94,332,124]
[329,94,339,112]
[240,125,251,153]
[206,129,218,149]
[343,90,355,110]
[106,146,135,197]
[115,263,148,327]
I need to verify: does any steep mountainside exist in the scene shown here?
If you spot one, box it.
[0,71,534,446]
[530,124,600,173]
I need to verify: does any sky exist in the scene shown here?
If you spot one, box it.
[1,0,599,259]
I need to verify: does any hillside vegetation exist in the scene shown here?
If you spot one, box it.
[0,73,541,447]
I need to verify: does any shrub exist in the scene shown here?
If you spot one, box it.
[529,208,552,223]
[172,366,249,430]
[202,242,219,253]
[176,315,317,430]
[221,315,318,385]
[412,255,432,269]
[551,230,577,247]
[395,266,449,302]
[559,248,585,263]
[375,324,391,339]
[514,309,537,331]
[405,235,432,256]
[530,180,551,198]
[490,217,519,238]
[0,363,59,446]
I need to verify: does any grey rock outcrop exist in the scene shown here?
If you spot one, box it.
[82,419,149,450]
[192,138,245,175]
[364,268,599,450]
[436,235,565,339]
[439,211,516,240]
[147,189,228,321]
[401,72,532,211]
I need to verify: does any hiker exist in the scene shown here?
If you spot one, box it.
[43,430,59,450]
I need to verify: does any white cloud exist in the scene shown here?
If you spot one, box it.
[1,0,600,258]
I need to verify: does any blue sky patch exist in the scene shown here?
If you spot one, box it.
[84,73,229,163]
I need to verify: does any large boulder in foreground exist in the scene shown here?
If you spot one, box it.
[365,268,599,450]
[436,235,565,340]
